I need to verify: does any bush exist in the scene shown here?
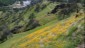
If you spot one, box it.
[0,31,13,43]
[67,26,78,36]
[35,4,41,12]
[0,0,16,6]
[29,13,35,19]
[41,4,47,10]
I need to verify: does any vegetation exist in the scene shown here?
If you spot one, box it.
[0,0,16,6]
[0,0,85,48]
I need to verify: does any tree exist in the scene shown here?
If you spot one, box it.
[31,0,43,5]
[29,13,35,19]
[0,0,16,6]
[35,4,41,12]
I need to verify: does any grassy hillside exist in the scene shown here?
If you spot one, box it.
[10,13,84,48]
[0,1,57,34]
[0,0,85,48]
[0,0,58,44]
[0,19,58,48]
[0,11,84,48]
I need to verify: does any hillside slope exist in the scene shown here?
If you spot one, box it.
[0,0,85,48]
[0,1,57,40]
[7,12,84,48]
[11,12,84,48]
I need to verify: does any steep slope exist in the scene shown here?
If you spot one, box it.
[10,12,84,48]
[0,1,57,34]
[0,0,85,48]
[0,1,58,47]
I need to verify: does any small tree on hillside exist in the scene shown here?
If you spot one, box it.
[24,13,36,31]
[29,13,35,19]
[41,4,47,10]
[35,4,41,12]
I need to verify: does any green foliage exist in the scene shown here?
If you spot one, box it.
[0,0,84,48]
[29,13,35,19]
[31,0,43,5]
[35,4,41,12]
[0,0,16,5]
[67,26,78,36]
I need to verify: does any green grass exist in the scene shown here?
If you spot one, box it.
[36,3,57,18]
[59,19,84,48]
[0,19,58,48]
[0,16,84,48]
[16,2,58,26]
[0,1,84,48]
[0,2,58,48]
